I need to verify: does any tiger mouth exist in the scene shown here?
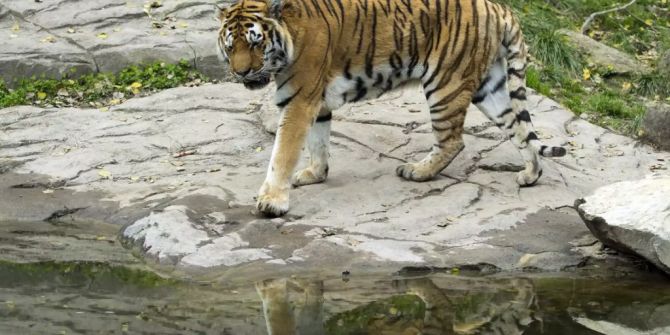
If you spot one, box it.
[243,75,271,90]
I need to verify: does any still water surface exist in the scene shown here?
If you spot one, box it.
[0,262,669,334]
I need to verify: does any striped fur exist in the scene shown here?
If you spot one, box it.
[217,0,567,217]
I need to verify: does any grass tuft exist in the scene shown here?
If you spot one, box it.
[0,60,206,109]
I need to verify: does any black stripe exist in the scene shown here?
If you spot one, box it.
[276,87,302,108]
[492,76,507,92]
[510,87,526,100]
[277,74,295,90]
[352,77,367,102]
[540,145,548,155]
[552,147,567,156]
[316,113,332,122]
[524,131,538,143]
[508,67,524,79]
[477,75,491,92]
[471,93,486,104]
[500,108,514,117]
[343,59,352,80]
[516,110,531,122]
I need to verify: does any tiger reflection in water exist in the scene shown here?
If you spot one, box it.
[255,277,541,335]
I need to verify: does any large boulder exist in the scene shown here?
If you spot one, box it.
[640,103,670,151]
[576,175,670,275]
[558,29,650,75]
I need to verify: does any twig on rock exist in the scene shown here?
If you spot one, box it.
[581,0,637,34]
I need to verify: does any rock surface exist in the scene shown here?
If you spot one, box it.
[558,29,650,75]
[0,0,232,84]
[640,103,670,151]
[577,175,670,275]
[1,82,669,276]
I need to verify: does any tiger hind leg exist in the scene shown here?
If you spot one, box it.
[396,83,470,182]
[473,56,565,186]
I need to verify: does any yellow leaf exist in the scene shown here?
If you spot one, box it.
[255,146,263,152]
[389,307,398,315]
[67,28,75,34]
[11,21,19,32]
[622,82,632,91]
[130,176,140,182]
[644,19,653,26]
[128,82,142,95]
[582,68,591,81]
[109,98,121,105]
[37,92,47,100]
[178,22,189,28]
[41,36,56,43]
[100,107,110,112]
[97,32,108,39]
[98,169,112,179]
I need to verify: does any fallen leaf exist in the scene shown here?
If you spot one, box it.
[67,27,75,34]
[178,22,188,28]
[98,169,112,179]
[97,32,109,39]
[36,92,47,100]
[128,81,142,94]
[644,19,653,26]
[130,176,140,182]
[41,35,56,43]
[108,98,121,105]
[255,146,263,152]
[582,68,591,81]
[100,107,110,112]
[11,21,20,32]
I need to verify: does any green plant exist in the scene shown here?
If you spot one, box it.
[0,60,207,109]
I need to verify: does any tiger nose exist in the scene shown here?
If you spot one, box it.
[235,69,250,77]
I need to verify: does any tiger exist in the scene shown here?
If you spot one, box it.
[216,0,567,217]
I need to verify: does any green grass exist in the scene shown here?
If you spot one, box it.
[0,60,206,109]
[495,0,669,135]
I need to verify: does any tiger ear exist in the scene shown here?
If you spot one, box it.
[268,0,297,19]
[215,3,227,21]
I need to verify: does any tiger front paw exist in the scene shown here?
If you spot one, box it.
[256,183,289,217]
[396,162,436,182]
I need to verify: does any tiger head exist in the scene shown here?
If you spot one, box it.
[216,0,295,90]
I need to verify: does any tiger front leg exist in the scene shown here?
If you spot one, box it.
[292,108,331,187]
[257,99,317,217]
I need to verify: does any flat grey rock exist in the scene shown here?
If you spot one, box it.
[558,29,650,75]
[577,175,670,275]
[1,83,669,275]
[0,0,233,84]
